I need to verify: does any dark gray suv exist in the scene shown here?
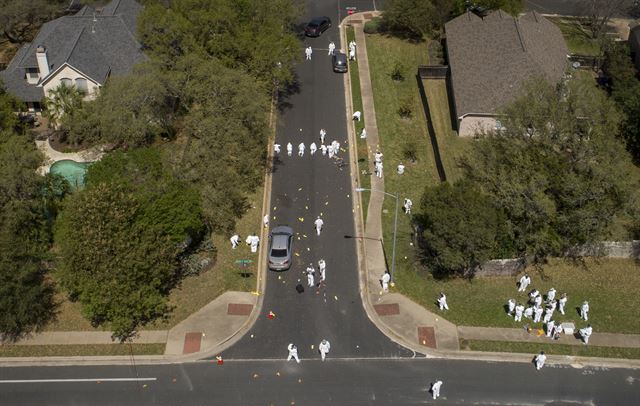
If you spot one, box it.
[268,226,293,271]
[332,52,348,73]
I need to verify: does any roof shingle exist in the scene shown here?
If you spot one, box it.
[445,10,568,119]
[0,0,144,102]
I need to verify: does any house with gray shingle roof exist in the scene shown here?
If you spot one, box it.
[445,10,568,136]
[0,0,145,112]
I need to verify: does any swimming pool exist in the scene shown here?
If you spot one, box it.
[49,160,91,188]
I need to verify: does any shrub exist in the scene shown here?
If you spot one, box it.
[391,61,406,82]
[398,97,413,119]
[402,141,418,162]
[364,17,383,34]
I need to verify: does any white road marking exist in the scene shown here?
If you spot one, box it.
[0,378,157,384]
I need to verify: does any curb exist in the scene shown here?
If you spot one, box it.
[340,12,427,358]
[0,81,279,368]
[341,11,640,371]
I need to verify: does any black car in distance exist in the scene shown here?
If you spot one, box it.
[305,16,331,37]
[332,52,348,73]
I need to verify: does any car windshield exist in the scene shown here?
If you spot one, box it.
[271,249,288,257]
[308,22,319,28]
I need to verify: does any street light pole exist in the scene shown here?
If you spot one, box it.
[355,187,399,281]
[390,191,399,281]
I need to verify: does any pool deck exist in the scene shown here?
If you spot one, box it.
[36,139,104,175]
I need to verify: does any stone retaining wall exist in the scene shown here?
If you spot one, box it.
[475,241,640,277]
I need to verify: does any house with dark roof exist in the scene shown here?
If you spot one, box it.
[0,0,145,112]
[629,25,640,71]
[445,10,568,136]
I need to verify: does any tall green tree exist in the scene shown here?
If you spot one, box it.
[169,54,269,231]
[0,135,59,341]
[602,42,640,164]
[0,80,24,132]
[64,63,175,147]
[382,0,442,39]
[416,180,513,277]
[55,148,205,341]
[137,0,302,87]
[453,0,523,16]
[461,77,635,261]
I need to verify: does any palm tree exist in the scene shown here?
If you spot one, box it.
[43,82,83,129]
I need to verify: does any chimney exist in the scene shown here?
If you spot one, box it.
[36,46,50,78]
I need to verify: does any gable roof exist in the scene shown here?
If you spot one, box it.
[445,10,568,119]
[0,45,45,102]
[0,0,144,102]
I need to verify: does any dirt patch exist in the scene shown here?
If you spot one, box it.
[48,131,91,153]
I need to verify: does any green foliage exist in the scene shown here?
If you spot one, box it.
[56,147,205,340]
[55,184,178,341]
[0,135,59,340]
[453,0,523,16]
[382,0,444,39]
[0,0,64,44]
[391,61,406,81]
[461,78,635,262]
[364,17,383,34]
[137,0,302,87]
[381,0,522,39]
[64,63,175,147]
[402,141,418,162]
[43,83,83,129]
[602,42,640,164]
[0,80,24,132]
[398,97,413,119]
[85,148,205,246]
[416,180,512,276]
[168,55,269,232]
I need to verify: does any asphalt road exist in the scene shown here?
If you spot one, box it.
[1,359,638,405]
[2,2,639,406]
[525,0,637,17]
[221,0,413,360]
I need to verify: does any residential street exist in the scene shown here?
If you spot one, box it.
[221,0,412,360]
[1,359,638,405]
[1,1,640,406]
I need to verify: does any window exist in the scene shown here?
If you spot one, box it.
[75,78,88,94]
[60,78,72,87]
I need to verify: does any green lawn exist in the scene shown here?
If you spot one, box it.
[347,26,370,220]
[462,339,640,360]
[365,34,441,289]
[397,258,640,334]
[46,186,262,331]
[548,17,602,56]
[363,34,640,337]
[0,344,165,357]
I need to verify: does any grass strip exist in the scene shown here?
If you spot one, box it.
[0,343,165,357]
[347,26,370,220]
[461,339,640,360]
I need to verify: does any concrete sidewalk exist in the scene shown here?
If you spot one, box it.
[345,11,459,355]
[3,291,257,356]
[342,11,640,366]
